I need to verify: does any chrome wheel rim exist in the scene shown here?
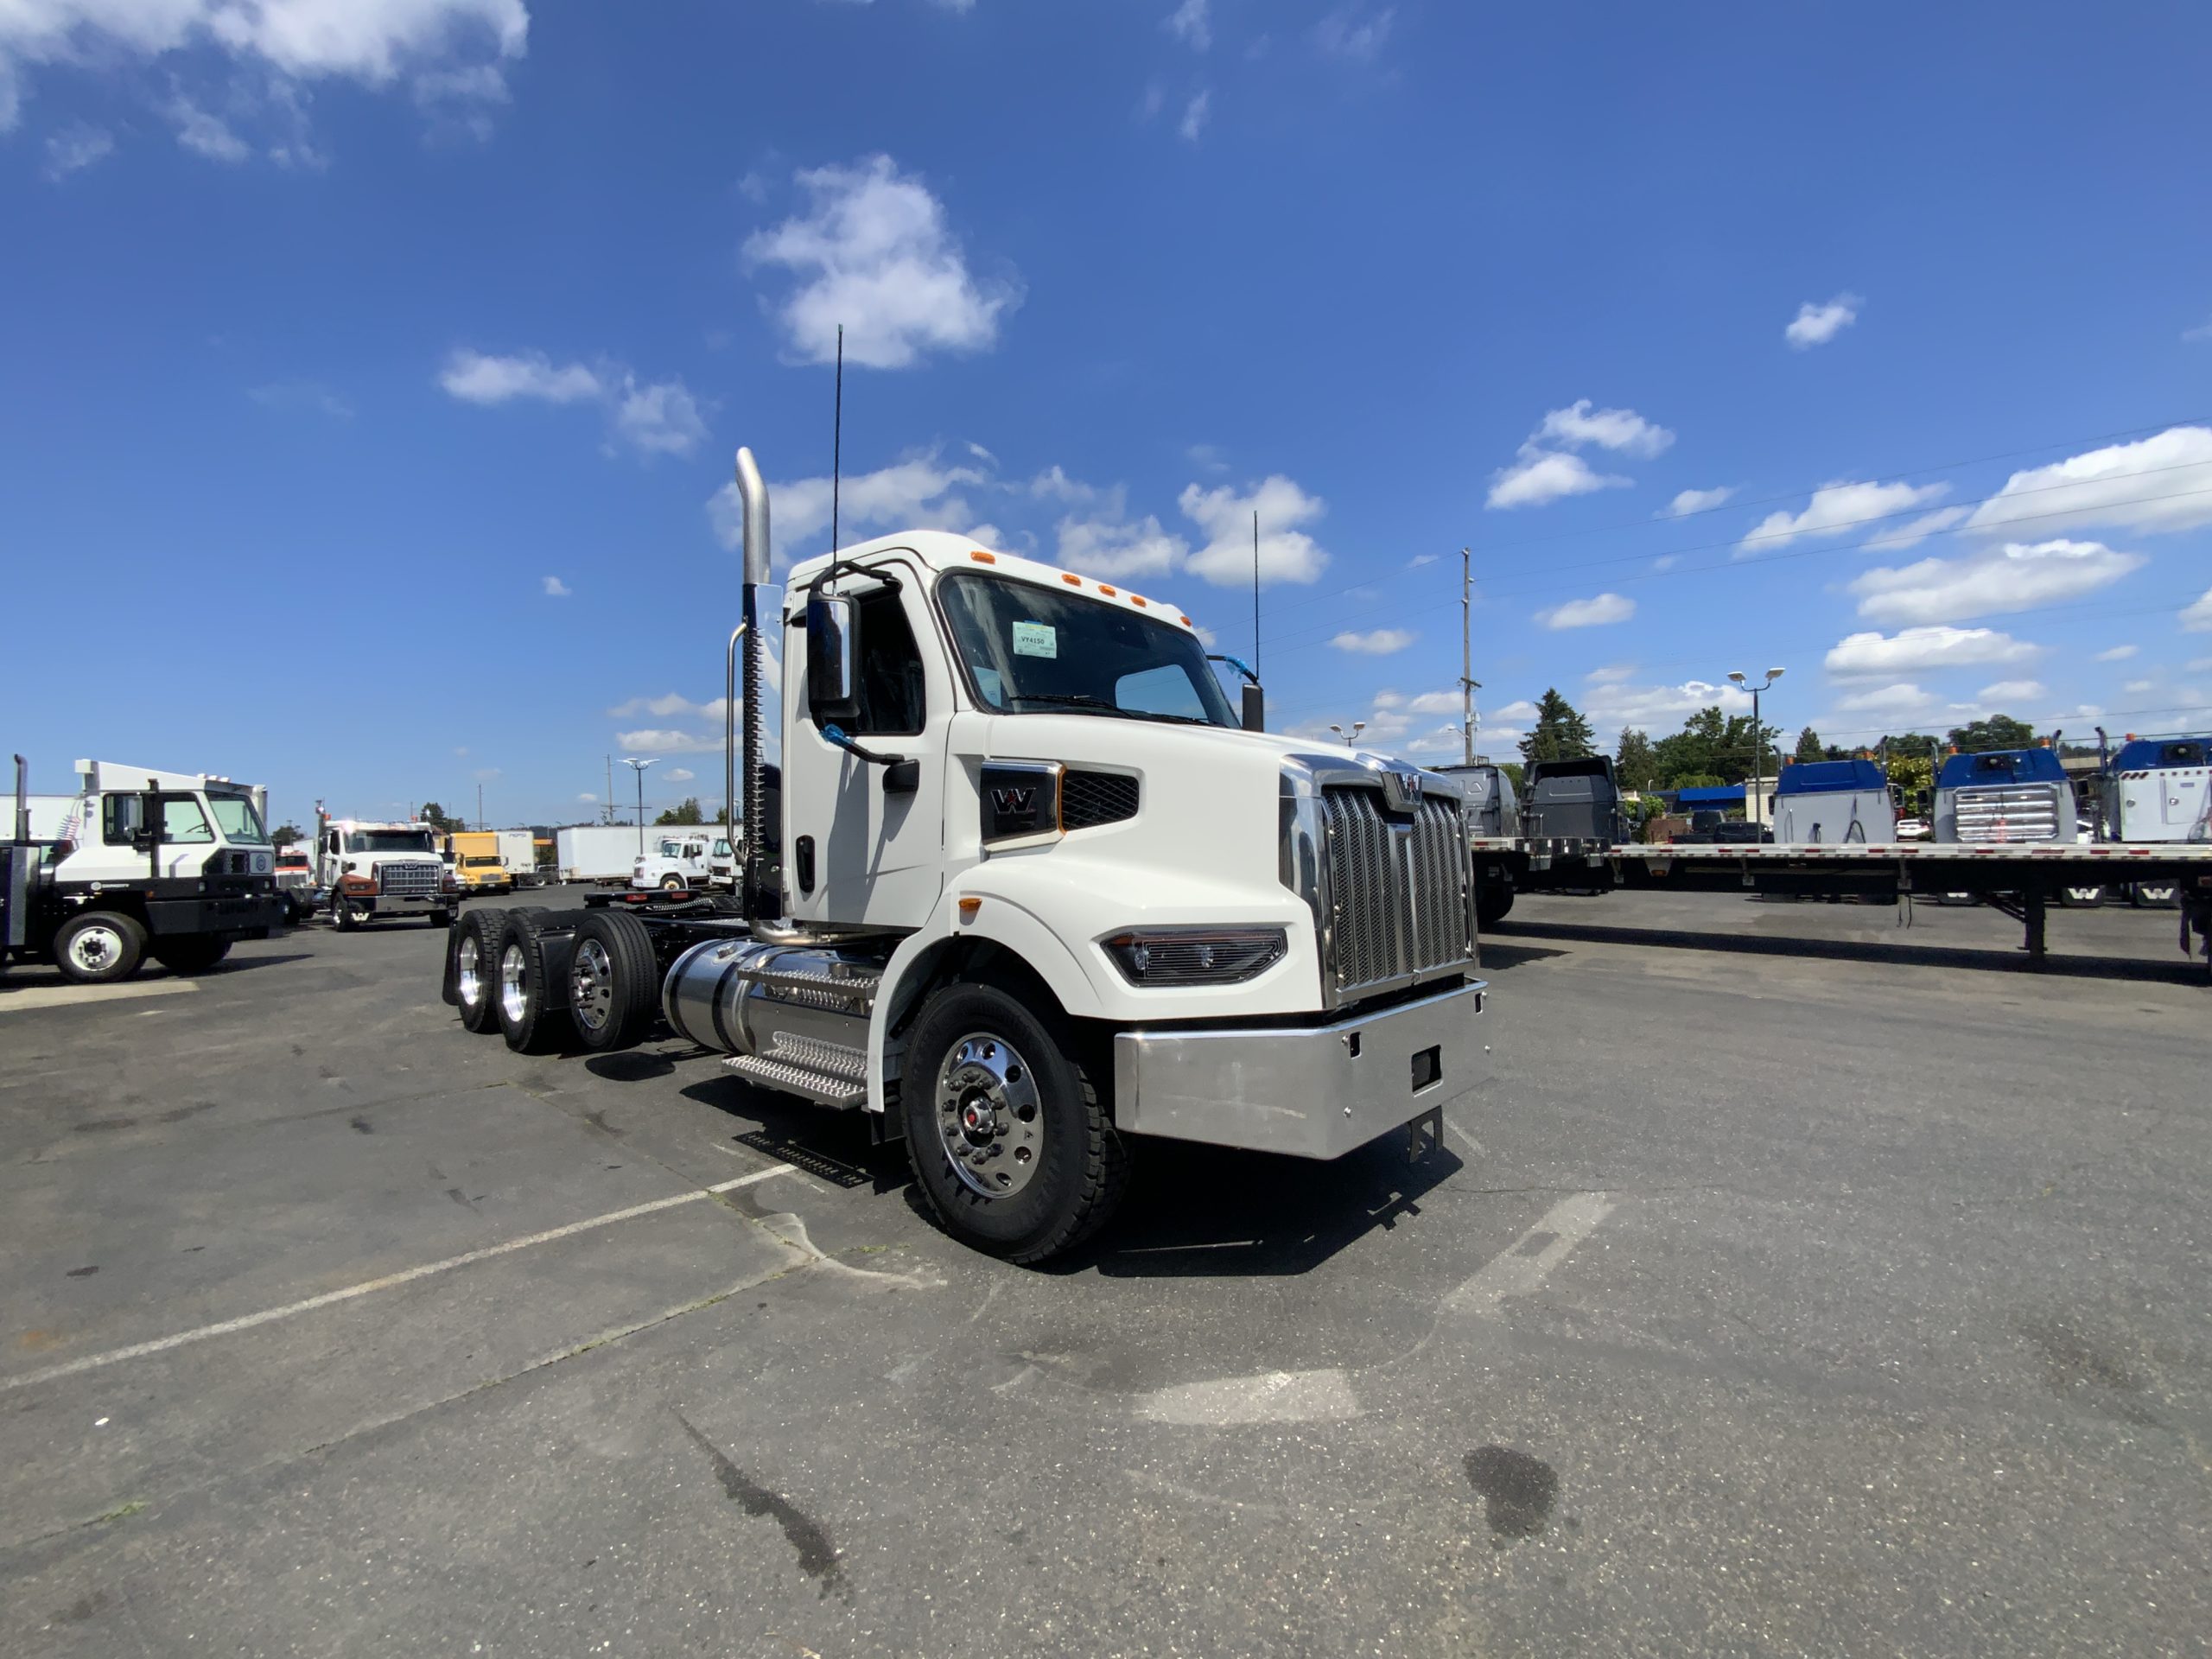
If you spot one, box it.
[457,935,485,1010]
[935,1031,1043,1198]
[499,942,529,1025]
[67,924,124,976]
[569,938,614,1033]
[663,876,684,893]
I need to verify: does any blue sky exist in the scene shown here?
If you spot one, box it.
[5,0,2210,830]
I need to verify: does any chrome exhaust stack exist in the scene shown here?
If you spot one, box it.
[732,447,773,923]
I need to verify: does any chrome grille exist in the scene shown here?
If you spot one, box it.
[377,860,442,897]
[1319,785,1473,1001]
[1950,784,2063,843]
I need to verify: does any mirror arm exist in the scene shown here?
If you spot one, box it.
[820,724,902,766]
[1207,653,1262,687]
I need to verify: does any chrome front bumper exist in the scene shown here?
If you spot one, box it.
[1111,979,1488,1160]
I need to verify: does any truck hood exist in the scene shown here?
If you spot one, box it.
[976,715,1467,803]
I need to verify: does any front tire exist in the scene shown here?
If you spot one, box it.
[566,909,659,1052]
[900,982,1128,1263]
[54,911,147,985]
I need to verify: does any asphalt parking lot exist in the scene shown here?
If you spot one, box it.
[3,887,2206,1657]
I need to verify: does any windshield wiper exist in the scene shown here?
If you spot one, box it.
[1007,693,1217,727]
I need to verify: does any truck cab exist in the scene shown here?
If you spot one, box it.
[3,760,285,983]
[2104,734,2211,843]
[446,830,513,894]
[632,833,727,893]
[1933,747,2075,844]
[319,820,455,931]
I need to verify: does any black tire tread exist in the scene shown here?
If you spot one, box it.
[455,907,511,1033]
[150,937,231,975]
[569,909,660,1052]
[495,912,569,1053]
[53,910,148,985]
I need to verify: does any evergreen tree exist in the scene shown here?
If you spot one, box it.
[1517,689,1596,766]
[1793,726,1825,763]
[654,797,705,826]
[1615,728,1660,790]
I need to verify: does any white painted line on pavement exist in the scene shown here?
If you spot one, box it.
[0,1165,798,1394]
[0,980,198,1014]
[1445,1190,1615,1317]
[1136,1367,1361,1427]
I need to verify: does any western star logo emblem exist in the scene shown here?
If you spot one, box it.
[1380,767,1424,814]
[991,786,1036,817]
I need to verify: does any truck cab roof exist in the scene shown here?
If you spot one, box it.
[785,532,1201,637]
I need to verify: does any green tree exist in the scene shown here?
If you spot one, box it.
[1948,714,2038,753]
[1498,761,1526,793]
[270,823,303,848]
[654,797,705,826]
[1651,706,1782,786]
[1614,728,1660,791]
[418,801,463,832]
[1793,726,1825,763]
[1517,689,1596,766]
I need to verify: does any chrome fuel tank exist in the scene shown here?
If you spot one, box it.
[662,938,884,1096]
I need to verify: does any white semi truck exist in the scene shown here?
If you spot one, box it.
[3,756,285,983]
[442,449,1487,1262]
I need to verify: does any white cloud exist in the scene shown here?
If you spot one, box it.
[744,154,1019,370]
[2189,657,2212,674]
[1178,88,1211,143]
[1185,442,1228,474]
[1585,677,1751,735]
[170,95,250,162]
[664,767,696,784]
[1978,680,2047,703]
[1585,664,1636,684]
[2186,317,2212,344]
[1491,699,1540,722]
[441,349,703,458]
[2122,678,2154,696]
[1741,480,1950,550]
[2184,587,2212,632]
[1785,293,1860,349]
[1834,682,1936,715]
[577,792,596,804]
[712,448,988,564]
[1313,3,1395,60]
[1488,449,1629,511]
[1536,399,1675,459]
[0,0,526,138]
[1373,690,1464,717]
[1823,626,2037,677]
[1849,538,2146,626]
[1331,628,1414,655]
[615,728,721,754]
[1863,505,1970,551]
[2094,644,2138,662]
[1661,486,1734,518]
[1179,474,1328,586]
[472,766,500,782]
[439,349,601,404]
[1164,0,1211,51]
[542,575,570,597]
[1535,592,1635,629]
[41,121,111,179]
[611,376,707,457]
[1963,425,2212,538]
[1056,504,1187,581]
[1488,399,1669,510]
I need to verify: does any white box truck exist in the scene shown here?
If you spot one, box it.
[441,448,1486,1262]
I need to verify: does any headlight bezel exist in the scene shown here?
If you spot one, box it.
[1101,925,1289,987]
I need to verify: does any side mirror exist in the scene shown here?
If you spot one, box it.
[806,593,860,727]
[1241,682,1265,733]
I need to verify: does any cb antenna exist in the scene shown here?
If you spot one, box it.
[829,323,844,584]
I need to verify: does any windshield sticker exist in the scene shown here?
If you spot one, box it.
[1011,620,1058,658]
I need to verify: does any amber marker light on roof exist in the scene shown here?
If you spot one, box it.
[969,550,997,563]
[1099,584,1117,596]
[1061,572,1082,585]
[1179,614,1192,626]
[1130,594,1148,607]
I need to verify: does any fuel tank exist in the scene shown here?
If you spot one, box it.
[662,937,885,1105]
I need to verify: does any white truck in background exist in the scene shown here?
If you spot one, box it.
[442,448,1486,1262]
[3,757,284,982]
[631,830,736,893]
[316,818,457,930]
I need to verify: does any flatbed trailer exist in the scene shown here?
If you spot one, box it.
[1470,836,2212,971]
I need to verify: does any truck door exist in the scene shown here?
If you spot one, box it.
[785,560,950,928]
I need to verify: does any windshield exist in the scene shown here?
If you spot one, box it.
[938,573,1237,728]
[464,855,502,867]
[207,792,268,844]
[346,830,435,855]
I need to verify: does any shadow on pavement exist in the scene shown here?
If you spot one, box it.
[1491,918,2209,987]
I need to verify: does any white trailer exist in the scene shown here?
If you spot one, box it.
[496,829,542,884]
[557,823,657,884]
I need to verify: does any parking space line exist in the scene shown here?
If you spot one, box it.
[1445,1190,1615,1316]
[0,980,199,1014]
[0,1165,798,1394]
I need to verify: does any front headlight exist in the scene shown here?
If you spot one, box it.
[1102,927,1287,986]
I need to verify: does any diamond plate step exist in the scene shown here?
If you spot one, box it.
[723,1051,867,1108]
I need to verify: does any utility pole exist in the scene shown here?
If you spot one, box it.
[605,755,614,825]
[1252,509,1261,677]
[476,781,484,830]
[1459,547,1481,766]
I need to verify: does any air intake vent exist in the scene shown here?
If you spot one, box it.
[1063,769,1139,830]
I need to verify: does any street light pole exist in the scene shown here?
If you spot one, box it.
[1329,721,1367,745]
[1726,667,1786,828]
[620,757,656,855]
[1459,547,1482,768]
